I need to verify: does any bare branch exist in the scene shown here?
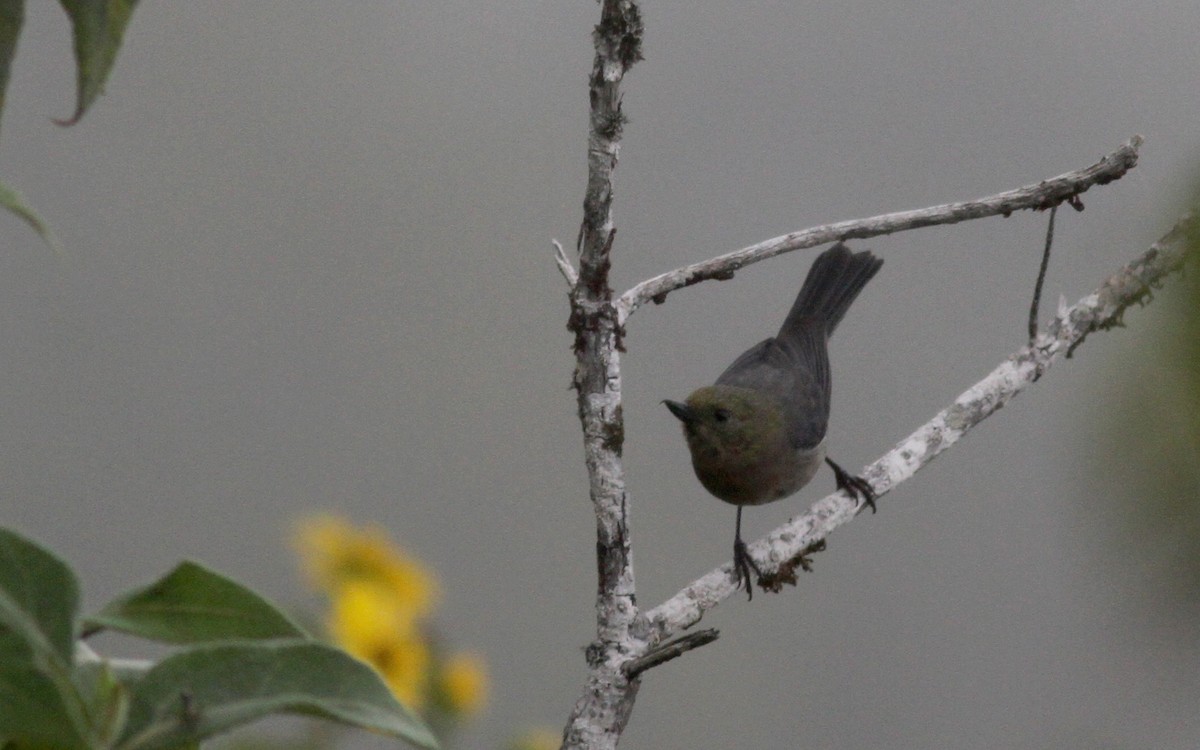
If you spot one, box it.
[637,213,1194,645]
[621,629,720,679]
[561,2,644,749]
[617,136,1143,319]
[554,239,579,286]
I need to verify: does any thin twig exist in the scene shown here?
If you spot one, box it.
[617,137,1143,320]
[554,239,579,287]
[1028,206,1058,342]
[621,629,720,679]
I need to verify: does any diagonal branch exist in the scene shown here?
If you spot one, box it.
[636,213,1195,645]
[617,136,1143,320]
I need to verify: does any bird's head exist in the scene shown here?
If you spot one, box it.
[664,386,787,462]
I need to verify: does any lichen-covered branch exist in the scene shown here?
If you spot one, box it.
[561,7,1170,750]
[617,137,1143,319]
[560,2,644,749]
[637,214,1195,645]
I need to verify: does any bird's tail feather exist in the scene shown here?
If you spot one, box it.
[778,243,882,339]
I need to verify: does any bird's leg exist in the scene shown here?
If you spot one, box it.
[825,457,877,514]
[733,506,762,600]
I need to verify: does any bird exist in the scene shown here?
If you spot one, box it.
[664,243,881,599]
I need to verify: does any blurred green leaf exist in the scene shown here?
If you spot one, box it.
[117,640,438,750]
[0,528,91,748]
[74,655,132,747]
[0,179,60,253]
[0,527,79,662]
[0,2,60,255]
[0,661,90,749]
[1089,191,1200,615]
[85,561,310,644]
[0,0,22,135]
[0,2,60,250]
[55,0,140,125]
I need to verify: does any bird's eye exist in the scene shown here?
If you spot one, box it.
[713,408,731,423]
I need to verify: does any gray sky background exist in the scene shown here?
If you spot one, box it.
[3,2,1199,749]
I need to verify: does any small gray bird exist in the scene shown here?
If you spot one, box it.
[664,243,881,599]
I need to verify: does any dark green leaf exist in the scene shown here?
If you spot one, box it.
[117,640,438,750]
[0,529,90,747]
[0,0,23,137]
[0,661,90,749]
[85,561,309,644]
[0,527,79,662]
[55,0,141,125]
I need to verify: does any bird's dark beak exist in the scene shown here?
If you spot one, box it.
[663,399,695,424]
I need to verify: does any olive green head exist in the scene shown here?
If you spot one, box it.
[664,385,796,504]
[665,386,786,449]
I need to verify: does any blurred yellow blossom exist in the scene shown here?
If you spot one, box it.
[293,515,441,710]
[293,514,438,617]
[324,576,433,710]
[331,585,434,705]
[292,513,490,726]
[328,579,415,650]
[374,633,432,711]
[436,652,489,717]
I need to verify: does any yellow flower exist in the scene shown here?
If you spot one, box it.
[373,631,432,711]
[437,652,489,717]
[328,580,412,646]
[328,580,431,710]
[293,515,438,617]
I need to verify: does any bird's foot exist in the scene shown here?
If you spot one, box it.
[826,457,877,514]
[732,537,763,601]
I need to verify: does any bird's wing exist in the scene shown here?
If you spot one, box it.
[715,326,830,449]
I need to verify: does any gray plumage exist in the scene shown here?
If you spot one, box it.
[715,243,882,449]
[664,242,882,600]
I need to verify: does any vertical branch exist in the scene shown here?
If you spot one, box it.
[562,2,645,749]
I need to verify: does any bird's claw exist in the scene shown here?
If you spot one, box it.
[732,537,763,601]
[826,457,877,514]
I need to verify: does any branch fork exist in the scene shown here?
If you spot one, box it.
[558,6,1182,749]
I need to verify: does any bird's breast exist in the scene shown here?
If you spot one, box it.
[691,441,825,506]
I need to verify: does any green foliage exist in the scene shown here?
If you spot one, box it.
[0,528,438,750]
[0,529,93,747]
[0,0,144,248]
[0,0,22,121]
[1122,208,1200,600]
[118,642,435,750]
[54,0,141,126]
[1090,189,1200,614]
[0,0,57,249]
[0,182,59,253]
[0,528,79,662]
[83,562,310,645]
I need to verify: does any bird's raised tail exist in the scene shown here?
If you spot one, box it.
[778,243,883,339]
